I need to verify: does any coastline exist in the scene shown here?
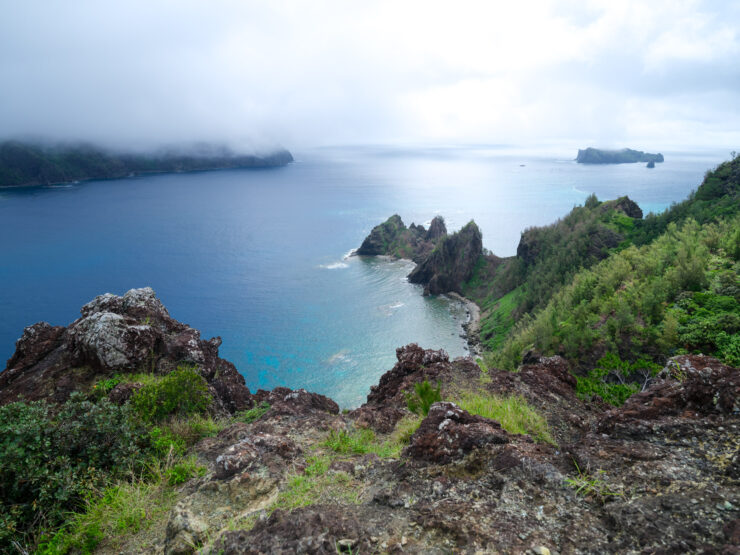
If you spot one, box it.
[446,291,481,357]
[354,251,482,357]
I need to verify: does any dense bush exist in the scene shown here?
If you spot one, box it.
[131,366,212,423]
[487,215,740,374]
[575,353,661,406]
[0,394,149,548]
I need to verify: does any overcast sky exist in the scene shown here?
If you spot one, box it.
[1,0,739,151]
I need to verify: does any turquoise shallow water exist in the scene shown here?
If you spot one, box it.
[0,146,729,406]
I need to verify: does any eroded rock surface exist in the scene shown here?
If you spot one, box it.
[0,287,251,413]
[2,289,738,553]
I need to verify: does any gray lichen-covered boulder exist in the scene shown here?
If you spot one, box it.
[0,287,252,413]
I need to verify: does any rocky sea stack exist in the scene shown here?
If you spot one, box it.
[357,216,483,296]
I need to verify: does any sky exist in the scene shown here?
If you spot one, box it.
[1,0,739,151]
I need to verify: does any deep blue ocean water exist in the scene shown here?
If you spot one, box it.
[0,146,729,406]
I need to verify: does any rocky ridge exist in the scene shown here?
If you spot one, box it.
[1,291,738,553]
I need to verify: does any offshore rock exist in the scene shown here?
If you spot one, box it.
[407,221,483,295]
[356,214,446,263]
[576,147,664,164]
[0,287,252,413]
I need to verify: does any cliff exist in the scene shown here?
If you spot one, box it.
[1,295,738,553]
[407,221,483,295]
[0,141,294,187]
[576,147,664,164]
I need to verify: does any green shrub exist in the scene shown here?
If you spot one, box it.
[272,455,360,511]
[36,471,178,554]
[165,457,207,486]
[131,366,211,423]
[0,394,149,550]
[148,426,186,457]
[404,380,441,416]
[575,353,661,406]
[323,428,404,458]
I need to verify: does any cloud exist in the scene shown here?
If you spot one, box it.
[0,0,738,150]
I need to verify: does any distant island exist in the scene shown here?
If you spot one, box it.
[576,147,664,164]
[0,141,294,187]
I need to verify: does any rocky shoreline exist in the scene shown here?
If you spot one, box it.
[446,291,481,356]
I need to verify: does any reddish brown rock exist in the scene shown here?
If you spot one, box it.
[214,506,374,555]
[0,287,252,413]
[107,381,143,404]
[405,402,509,464]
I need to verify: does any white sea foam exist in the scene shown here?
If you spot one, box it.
[326,350,351,364]
[319,262,349,269]
[343,248,358,259]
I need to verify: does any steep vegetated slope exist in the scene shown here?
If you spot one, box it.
[466,156,739,372]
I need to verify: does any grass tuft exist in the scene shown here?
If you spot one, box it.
[454,391,556,445]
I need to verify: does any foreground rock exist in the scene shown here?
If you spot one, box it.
[2,291,738,552]
[0,287,252,412]
[198,347,738,554]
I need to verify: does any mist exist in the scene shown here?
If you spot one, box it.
[2,0,739,152]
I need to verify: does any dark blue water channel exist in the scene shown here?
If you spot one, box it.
[0,146,728,406]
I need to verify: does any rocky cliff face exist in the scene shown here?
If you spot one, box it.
[407,221,483,295]
[356,215,446,263]
[203,347,738,553]
[0,287,252,413]
[1,292,738,553]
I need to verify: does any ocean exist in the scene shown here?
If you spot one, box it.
[0,145,729,407]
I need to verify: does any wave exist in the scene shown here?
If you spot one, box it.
[319,261,349,270]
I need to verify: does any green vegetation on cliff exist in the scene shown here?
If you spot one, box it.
[474,155,740,391]
[0,141,294,187]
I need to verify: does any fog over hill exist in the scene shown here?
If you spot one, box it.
[1,1,740,150]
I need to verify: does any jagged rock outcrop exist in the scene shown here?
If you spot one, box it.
[198,344,738,553]
[405,402,510,464]
[355,214,447,263]
[576,147,664,164]
[0,287,252,413]
[349,343,480,433]
[602,195,644,219]
[407,221,482,295]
